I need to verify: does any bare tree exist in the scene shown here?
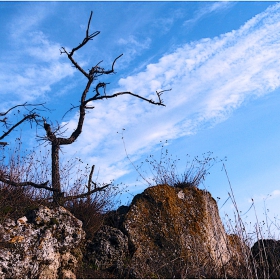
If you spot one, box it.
[0,11,169,206]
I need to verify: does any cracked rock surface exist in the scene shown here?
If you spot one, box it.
[0,206,85,279]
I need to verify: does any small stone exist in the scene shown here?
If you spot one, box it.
[177,190,185,199]
[17,216,28,225]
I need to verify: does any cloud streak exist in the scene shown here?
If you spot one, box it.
[184,2,235,27]
[60,3,280,183]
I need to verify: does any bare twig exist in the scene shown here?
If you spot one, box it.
[0,113,38,141]
[87,164,95,192]
[0,102,46,117]
[0,174,54,192]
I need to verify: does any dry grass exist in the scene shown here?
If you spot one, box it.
[0,138,119,239]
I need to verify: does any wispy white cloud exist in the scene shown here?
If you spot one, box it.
[270,190,280,198]
[60,3,280,184]
[0,17,75,109]
[116,35,151,67]
[249,189,280,205]
[184,2,235,27]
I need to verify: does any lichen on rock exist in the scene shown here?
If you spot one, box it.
[0,205,85,279]
[116,184,247,278]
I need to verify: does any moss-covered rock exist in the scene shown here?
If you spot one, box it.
[120,184,247,278]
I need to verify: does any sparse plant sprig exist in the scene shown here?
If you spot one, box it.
[148,151,220,188]
[128,139,224,189]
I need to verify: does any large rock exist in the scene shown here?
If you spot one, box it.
[119,185,247,278]
[0,206,85,279]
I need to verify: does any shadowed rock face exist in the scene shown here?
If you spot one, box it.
[0,206,85,279]
[251,239,280,278]
[86,225,129,272]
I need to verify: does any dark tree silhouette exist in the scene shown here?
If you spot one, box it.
[0,11,169,205]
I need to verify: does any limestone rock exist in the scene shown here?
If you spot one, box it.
[0,206,85,279]
[121,185,247,278]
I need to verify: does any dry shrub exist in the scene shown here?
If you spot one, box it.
[129,142,222,189]
[65,194,108,239]
[0,184,48,222]
[62,161,125,238]
[0,139,51,222]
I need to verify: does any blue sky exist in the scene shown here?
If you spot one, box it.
[1,1,280,234]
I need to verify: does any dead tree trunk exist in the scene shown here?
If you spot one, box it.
[52,142,61,203]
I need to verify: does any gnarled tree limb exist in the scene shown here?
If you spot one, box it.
[0,174,54,191]
[62,184,110,203]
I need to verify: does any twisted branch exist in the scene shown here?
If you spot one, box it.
[86,88,171,106]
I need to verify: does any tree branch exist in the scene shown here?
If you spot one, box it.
[0,102,45,117]
[62,183,110,202]
[87,164,95,192]
[0,113,38,141]
[0,173,55,192]
[89,54,123,76]
[60,11,100,79]
[86,89,171,106]
[69,11,100,57]
[60,47,90,78]
[61,164,109,203]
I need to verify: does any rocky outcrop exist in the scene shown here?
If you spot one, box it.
[89,184,248,278]
[0,185,251,278]
[251,239,280,278]
[0,206,85,279]
[123,185,247,278]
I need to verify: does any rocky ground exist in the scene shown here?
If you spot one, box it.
[0,184,279,279]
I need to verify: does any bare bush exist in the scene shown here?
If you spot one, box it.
[0,139,51,222]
